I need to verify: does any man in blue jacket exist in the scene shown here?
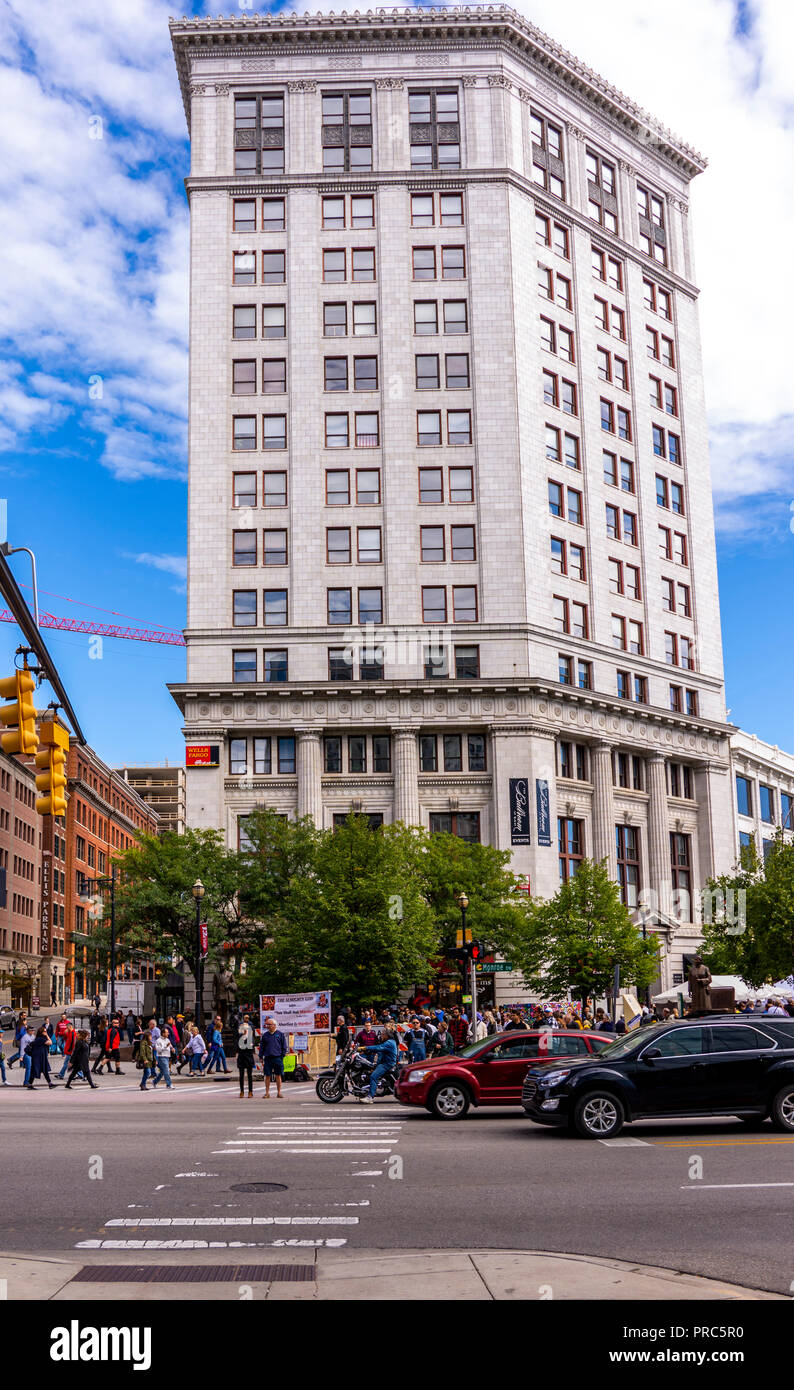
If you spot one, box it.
[258,1016,287,1098]
[360,1025,398,1103]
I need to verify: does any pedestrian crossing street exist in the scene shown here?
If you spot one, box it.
[75,1104,405,1252]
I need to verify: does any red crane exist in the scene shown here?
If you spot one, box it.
[0,610,185,647]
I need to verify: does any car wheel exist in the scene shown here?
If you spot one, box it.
[429,1081,470,1120]
[572,1091,625,1139]
[771,1085,794,1133]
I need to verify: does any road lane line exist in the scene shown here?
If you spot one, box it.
[680,1181,794,1189]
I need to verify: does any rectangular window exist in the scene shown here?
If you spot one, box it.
[415,301,438,335]
[417,411,442,446]
[420,735,438,772]
[322,196,345,229]
[325,413,349,448]
[615,825,640,908]
[353,302,376,336]
[736,775,752,817]
[443,734,463,773]
[263,649,287,683]
[262,304,286,339]
[262,471,287,507]
[356,468,380,504]
[325,357,348,392]
[348,735,367,774]
[559,817,583,882]
[262,416,286,450]
[261,251,285,284]
[449,467,473,503]
[358,587,383,624]
[233,649,256,683]
[233,416,257,451]
[233,472,257,508]
[422,586,447,623]
[357,526,382,563]
[263,589,287,626]
[233,531,257,567]
[419,467,443,504]
[416,354,440,390]
[233,590,256,627]
[327,527,351,564]
[262,359,286,394]
[327,587,352,625]
[233,305,257,340]
[263,529,287,566]
[455,644,479,678]
[324,303,347,338]
[373,735,391,772]
[420,526,445,563]
[445,353,470,389]
[324,736,342,773]
[441,246,465,279]
[354,356,378,392]
[444,299,468,334]
[233,251,256,286]
[261,197,285,231]
[352,248,375,281]
[233,199,257,232]
[323,249,346,282]
[329,648,354,681]
[409,88,460,170]
[322,91,372,172]
[230,738,247,775]
[277,737,295,774]
[235,94,284,175]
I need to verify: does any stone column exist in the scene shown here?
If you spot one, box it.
[647,753,672,917]
[590,740,617,878]
[189,84,214,176]
[295,729,322,825]
[393,728,420,826]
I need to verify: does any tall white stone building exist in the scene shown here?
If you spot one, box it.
[169,7,735,996]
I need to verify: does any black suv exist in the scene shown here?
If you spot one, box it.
[521,1016,794,1139]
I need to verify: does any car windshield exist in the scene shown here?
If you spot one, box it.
[455,1037,497,1059]
[596,1026,668,1058]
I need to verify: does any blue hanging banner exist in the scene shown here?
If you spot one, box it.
[509,778,531,845]
[536,778,552,846]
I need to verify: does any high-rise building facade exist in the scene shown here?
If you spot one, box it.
[116,764,186,837]
[170,7,734,993]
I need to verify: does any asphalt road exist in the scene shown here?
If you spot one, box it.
[2,1071,793,1295]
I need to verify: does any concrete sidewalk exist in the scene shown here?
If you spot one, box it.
[0,1248,784,1300]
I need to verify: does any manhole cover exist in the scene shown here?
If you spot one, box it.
[230,1182,288,1193]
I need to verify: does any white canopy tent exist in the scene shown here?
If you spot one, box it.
[652,975,751,1006]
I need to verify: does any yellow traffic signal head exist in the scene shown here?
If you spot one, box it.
[35,719,69,816]
[0,669,38,755]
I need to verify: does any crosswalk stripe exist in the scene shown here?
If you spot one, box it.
[105,1216,358,1227]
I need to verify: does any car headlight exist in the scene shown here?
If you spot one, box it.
[403,1069,431,1083]
[538,1069,571,1087]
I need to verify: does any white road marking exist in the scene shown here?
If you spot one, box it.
[223,1138,400,1145]
[680,1182,794,1190]
[598,1137,651,1147]
[76,1237,346,1250]
[282,1148,394,1155]
[104,1216,358,1227]
[352,1170,383,1177]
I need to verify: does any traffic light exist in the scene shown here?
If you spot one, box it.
[35,719,69,816]
[0,665,38,755]
[470,941,482,963]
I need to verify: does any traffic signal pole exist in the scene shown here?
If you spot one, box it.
[470,955,478,1042]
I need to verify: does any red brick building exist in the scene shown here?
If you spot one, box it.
[0,746,47,1009]
[65,743,159,1005]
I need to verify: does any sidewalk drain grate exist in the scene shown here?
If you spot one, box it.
[230,1182,288,1193]
[73,1264,314,1284]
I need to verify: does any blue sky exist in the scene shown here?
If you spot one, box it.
[0,0,792,767]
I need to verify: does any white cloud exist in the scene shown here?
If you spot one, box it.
[127,551,188,594]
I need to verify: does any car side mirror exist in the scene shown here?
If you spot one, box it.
[642,1048,662,1062]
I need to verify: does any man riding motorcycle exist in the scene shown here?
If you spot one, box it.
[359,1025,398,1104]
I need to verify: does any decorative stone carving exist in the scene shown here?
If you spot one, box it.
[461,75,479,87]
[375,77,405,90]
[416,52,449,67]
[190,83,207,97]
[567,123,586,143]
[241,58,275,72]
[516,86,531,103]
[487,73,512,89]
[288,79,317,92]
[213,83,230,96]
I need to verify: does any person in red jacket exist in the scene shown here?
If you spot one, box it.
[57,1022,77,1080]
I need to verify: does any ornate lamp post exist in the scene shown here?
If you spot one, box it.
[192,878,206,1029]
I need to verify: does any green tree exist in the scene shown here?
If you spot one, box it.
[504,858,659,1005]
[100,828,245,980]
[700,830,794,986]
[245,815,438,1009]
[235,807,321,948]
[408,826,531,955]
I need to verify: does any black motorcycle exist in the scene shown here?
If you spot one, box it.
[315,1043,400,1103]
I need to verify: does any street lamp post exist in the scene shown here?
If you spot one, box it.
[78,868,117,1016]
[11,957,39,1014]
[458,892,477,1040]
[192,878,206,1030]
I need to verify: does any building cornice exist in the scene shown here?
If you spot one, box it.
[169,8,706,178]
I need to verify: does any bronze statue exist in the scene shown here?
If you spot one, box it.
[213,968,238,1020]
[688,955,712,1013]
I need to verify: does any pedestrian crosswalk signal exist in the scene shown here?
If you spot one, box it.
[0,666,38,755]
[35,719,69,817]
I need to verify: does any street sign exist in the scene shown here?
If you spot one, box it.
[476,963,513,974]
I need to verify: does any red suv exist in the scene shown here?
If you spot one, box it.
[395,1030,612,1119]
